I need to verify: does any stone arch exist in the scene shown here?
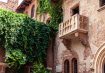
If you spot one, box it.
[62,50,78,61]
[94,43,105,73]
[62,50,71,73]
[46,18,51,24]
[64,60,70,73]
[31,5,35,18]
[71,58,78,73]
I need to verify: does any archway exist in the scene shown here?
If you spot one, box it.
[102,59,105,73]
[46,18,51,24]
[94,43,105,73]
[31,5,35,18]
[71,58,78,73]
[64,60,70,73]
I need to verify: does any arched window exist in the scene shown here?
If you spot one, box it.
[100,0,105,6]
[31,5,35,18]
[64,60,70,73]
[72,58,78,73]
[46,18,50,24]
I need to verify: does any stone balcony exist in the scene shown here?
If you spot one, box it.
[59,14,88,39]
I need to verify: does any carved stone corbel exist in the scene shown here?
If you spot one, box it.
[62,38,71,50]
[75,32,91,60]
[76,32,89,47]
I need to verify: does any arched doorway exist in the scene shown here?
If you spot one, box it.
[64,60,70,73]
[46,18,50,24]
[102,60,105,73]
[94,43,105,73]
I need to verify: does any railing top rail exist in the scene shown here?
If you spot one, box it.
[59,14,88,38]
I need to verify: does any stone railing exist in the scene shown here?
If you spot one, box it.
[59,14,88,38]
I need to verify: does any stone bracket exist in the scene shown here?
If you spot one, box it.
[75,32,92,60]
[75,32,89,47]
[62,38,71,50]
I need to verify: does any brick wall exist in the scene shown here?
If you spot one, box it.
[55,0,105,73]
[0,0,18,11]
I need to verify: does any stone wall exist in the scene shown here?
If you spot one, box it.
[18,0,105,73]
[24,0,51,23]
[55,0,105,73]
[0,0,18,11]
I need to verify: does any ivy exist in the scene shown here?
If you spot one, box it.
[32,62,50,73]
[37,0,63,30]
[6,49,26,68]
[0,9,51,72]
[37,0,52,13]
[0,0,63,72]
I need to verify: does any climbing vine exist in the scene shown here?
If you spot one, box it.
[0,9,51,73]
[37,0,63,30]
[0,0,63,73]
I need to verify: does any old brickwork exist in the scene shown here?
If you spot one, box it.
[9,0,105,73]
[0,0,18,11]
[22,0,51,23]
[55,0,105,73]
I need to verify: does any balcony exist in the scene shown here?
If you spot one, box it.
[59,14,88,39]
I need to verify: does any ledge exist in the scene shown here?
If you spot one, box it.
[97,5,105,12]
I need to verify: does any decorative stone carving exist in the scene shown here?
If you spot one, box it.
[76,32,92,60]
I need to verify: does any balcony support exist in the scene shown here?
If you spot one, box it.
[75,32,89,47]
[59,14,90,59]
[75,32,92,60]
[62,39,71,50]
[61,32,89,49]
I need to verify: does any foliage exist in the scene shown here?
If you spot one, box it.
[0,9,51,72]
[32,62,50,73]
[6,49,26,68]
[0,0,63,72]
[37,0,52,13]
[14,21,51,62]
[37,0,63,30]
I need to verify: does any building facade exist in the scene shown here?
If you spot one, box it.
[16,0,51,23]
[0,0,18,73]
[0,0,18,11]
[16,0,53,73]
[4,0,105,73]
[56,0,105,73]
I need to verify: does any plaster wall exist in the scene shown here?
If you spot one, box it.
[55,0,105,73]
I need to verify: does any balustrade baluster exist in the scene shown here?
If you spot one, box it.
[59,14,87,38]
